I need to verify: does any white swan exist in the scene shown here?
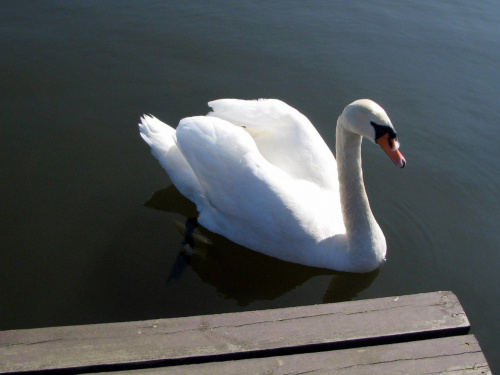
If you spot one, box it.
[139,99,405,273]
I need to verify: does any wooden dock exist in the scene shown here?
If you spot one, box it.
[0,291,490,374]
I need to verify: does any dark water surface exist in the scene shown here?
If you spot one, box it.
[1,1,499,370]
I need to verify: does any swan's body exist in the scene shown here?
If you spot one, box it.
[139,99,405,273]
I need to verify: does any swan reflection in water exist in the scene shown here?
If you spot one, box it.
[144,185,379,306]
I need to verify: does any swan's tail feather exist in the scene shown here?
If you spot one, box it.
[139,115,177,161]
[139,114,205,207]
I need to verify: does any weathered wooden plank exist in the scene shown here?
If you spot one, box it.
[0,291,469,373]
[105,335,490,375]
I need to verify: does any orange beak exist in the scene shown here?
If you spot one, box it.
[376,134,406,168]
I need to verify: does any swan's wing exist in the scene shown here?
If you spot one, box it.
[139,115,204,204]
[175,116,314,242]
[175,115,278,217]
[207,98,303,130]
[207,99,338,189]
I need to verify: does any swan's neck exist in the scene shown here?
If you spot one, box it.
[334,123,386,271]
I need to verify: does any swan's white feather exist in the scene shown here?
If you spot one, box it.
[208,99,339,188]
[139,115,204,205]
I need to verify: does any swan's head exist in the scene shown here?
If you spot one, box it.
[340,99,406,168]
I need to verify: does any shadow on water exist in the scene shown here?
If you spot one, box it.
[145,186,379,306]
